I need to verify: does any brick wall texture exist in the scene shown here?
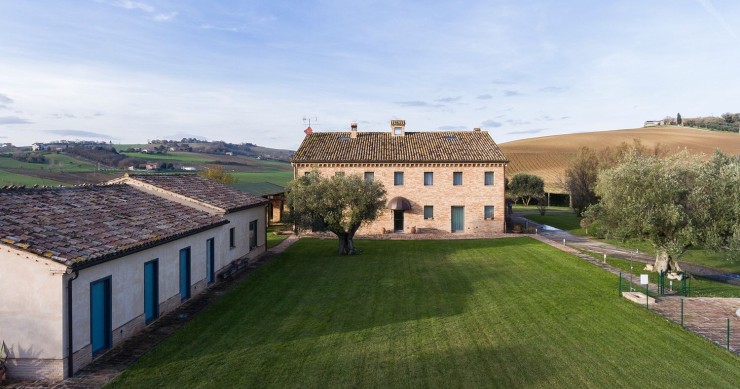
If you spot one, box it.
[294,163,506,234]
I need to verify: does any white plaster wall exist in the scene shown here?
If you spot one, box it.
[222,206,267,265]
[0,246,66,360]
[67,226,221,354]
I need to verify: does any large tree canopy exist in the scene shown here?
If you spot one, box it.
[199,166,238,184]
[563,147,599,216]
[507,173,544,206]
[586,150,739,274]
[287,171,387,255]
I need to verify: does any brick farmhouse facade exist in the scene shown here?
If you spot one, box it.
[291,120,508,235]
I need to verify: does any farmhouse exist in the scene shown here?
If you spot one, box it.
[0,175,268,381]
[292,120,508,234]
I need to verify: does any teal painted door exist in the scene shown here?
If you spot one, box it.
[144,260,159,323]
[90,277,112,355]
[179,247,191,301]
[394,210,404,232]
[451,206,465,232]
[206,239,215,284]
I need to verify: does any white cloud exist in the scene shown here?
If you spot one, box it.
[46,129,115,139]
[481,120,502,128]
[0,93,13,109]
[104,0,176,22]
[108,0,154,13]
[0,116,31,124]
[153,12,177,22]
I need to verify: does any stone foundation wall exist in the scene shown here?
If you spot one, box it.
[4,358,65,381]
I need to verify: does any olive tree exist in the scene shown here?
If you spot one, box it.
[507,173,545,206]
[586,150,739,274]
[287,171,387,255]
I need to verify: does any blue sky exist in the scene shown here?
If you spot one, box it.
[1,0,739,150]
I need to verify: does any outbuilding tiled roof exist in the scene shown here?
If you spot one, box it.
[292,131,508,163]
[0,185,228,267]
[126,174,268,213]
[239,182,285,197]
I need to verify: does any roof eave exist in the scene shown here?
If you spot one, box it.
[225,199,270,214]
[69,219,230,272]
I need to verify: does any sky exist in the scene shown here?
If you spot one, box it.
[1,0,739,150]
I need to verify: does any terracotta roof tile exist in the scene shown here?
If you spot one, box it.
[127,174,268,213]
[0,185,228,266]
[292,131,508,163]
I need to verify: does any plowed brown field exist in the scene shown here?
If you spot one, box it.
[499,126,740,193]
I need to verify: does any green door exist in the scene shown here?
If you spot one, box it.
[451,206,465,232]
[394,210,404,232]
[90,277,112,355]
[144,260,159,323]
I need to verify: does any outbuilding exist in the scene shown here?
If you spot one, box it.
[0,175,268,380]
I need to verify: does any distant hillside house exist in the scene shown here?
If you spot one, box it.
[0,174,267,381]
[31,143,46,151]
[644,120,664,127]
[292,120,508,234]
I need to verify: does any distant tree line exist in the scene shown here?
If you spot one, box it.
[562,140,667,216]
[10,152,47,164]
[66,146,145,168]
[147,138,292,161]
[149,138,208,144]
[673,112,740,133]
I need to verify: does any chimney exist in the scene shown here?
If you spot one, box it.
[473,127,481,132]
[350,122,358,139]
[391,119,406,136]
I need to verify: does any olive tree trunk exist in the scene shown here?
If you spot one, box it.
[337,232,358,255]
[654,249,682,274]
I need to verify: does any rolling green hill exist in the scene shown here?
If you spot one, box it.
[0,150,293,188]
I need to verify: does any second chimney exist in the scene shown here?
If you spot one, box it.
[350,122,358,138]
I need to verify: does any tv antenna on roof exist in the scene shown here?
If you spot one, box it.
[302,116,319,135]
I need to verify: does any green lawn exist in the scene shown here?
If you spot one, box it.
[231,170,293,187]
[266,224,290,248]
[601,238,738,274]
[108,238,739,388]
[0,170,66,186]
[523,212,588,236]
[513,205,572,212]
[0,154,99,172]
[522,212,737,273]
[582,251,740,298]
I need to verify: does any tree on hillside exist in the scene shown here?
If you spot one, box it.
[507,173,544,206]
[676,112,682,125]
[586,150,739,274]
[199,166,238,184]
[562,147,599,216]
[287,171,387,255]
